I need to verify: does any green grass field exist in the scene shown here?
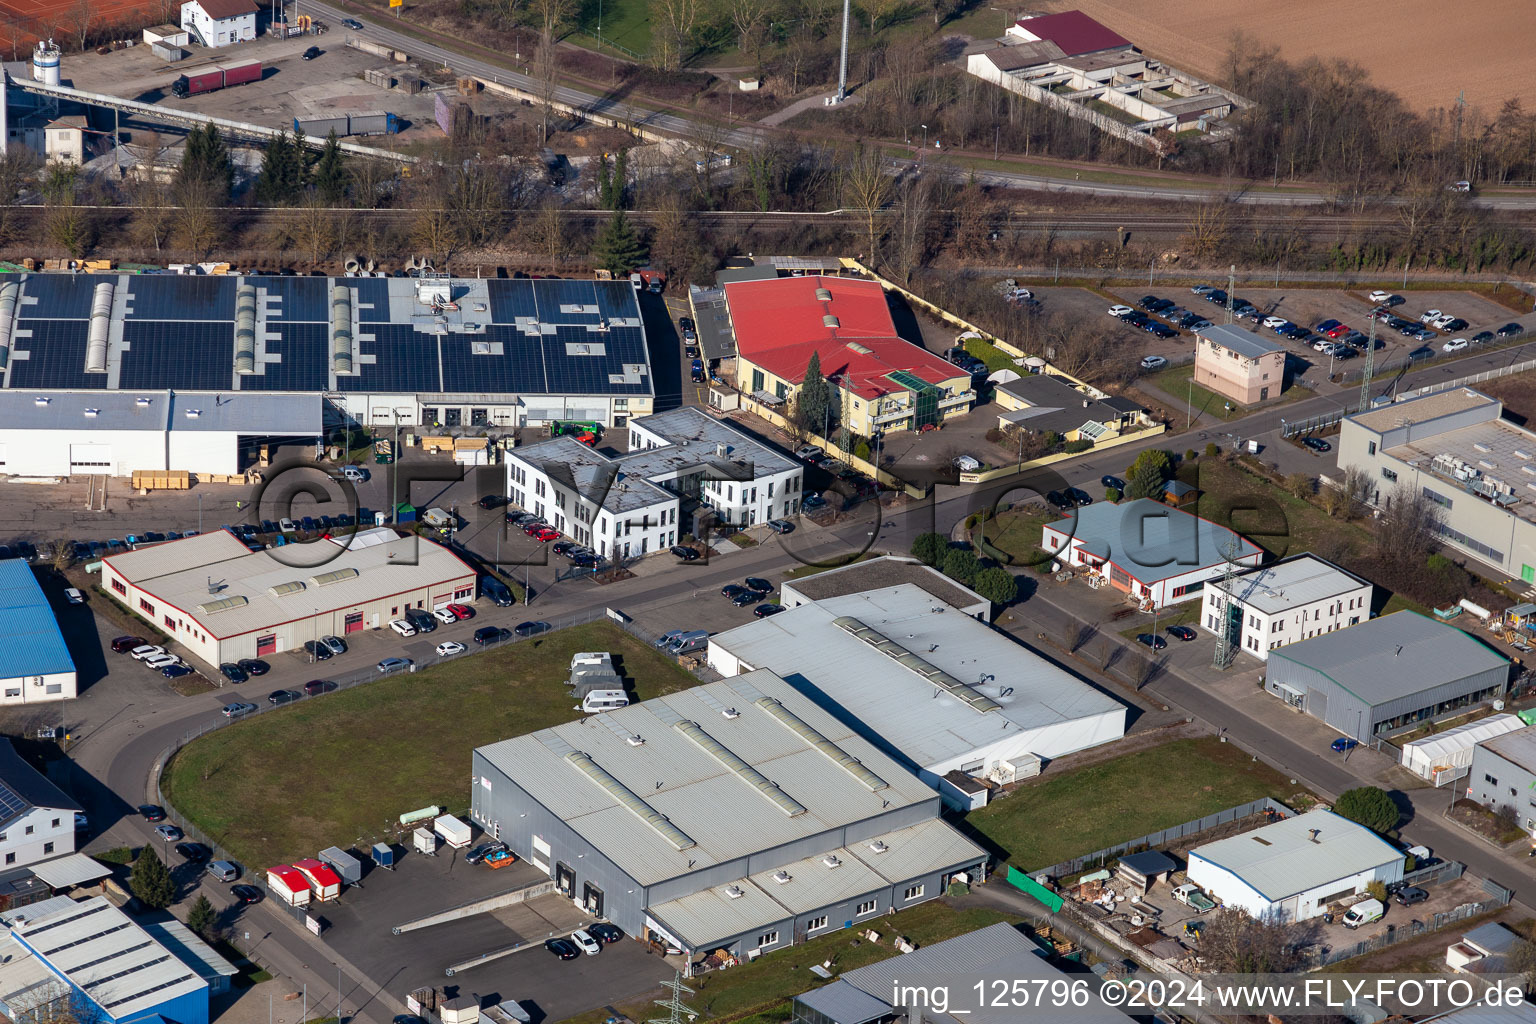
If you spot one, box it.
[571,0,653,59]
[968,737,1302,871]
[163,623,696,868]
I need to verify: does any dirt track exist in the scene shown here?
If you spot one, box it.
[1037,0,1533,112]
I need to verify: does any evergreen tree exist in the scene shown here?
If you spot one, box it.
[1334,786,1398,833]
[177,123,232,200]
[256,130,306,206]
[186,894,217,939]
[1126,461,1166,501]
[312,130,350,205]
[591,211,647,275]
[130,848,175,910]
[611,148,628,209]
[795,350,832,436]
[942,547,980,586]
[911,531,947,567]
[973,566,1019,605]
[595,154,613,209]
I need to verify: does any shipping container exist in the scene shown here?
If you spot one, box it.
[433,814,472,848]
[267,865,312,906]
[319,846,363,885]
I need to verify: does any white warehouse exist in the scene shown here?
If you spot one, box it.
[506,407,801,560]
[0,391,323,479]
[708,584,1126,807]
[1200,555,1373,661]
[1187,809,1404,922]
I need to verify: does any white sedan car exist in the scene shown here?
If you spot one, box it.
[1442,337,1469,353]
[1139,355,1168,371]
[1368,289,1392,303]
[433,607,457,625]
[1107,305,1133,317]
[389,619,417,637]
[1420,308,1443,324]
[435,641,466,657]
[1261,316,1288,329]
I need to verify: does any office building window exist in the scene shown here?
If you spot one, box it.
[757,931,779,948]
[807,915,828,932]
[904,884,924,900]
[857,899,877,915]
[1381,468,1398,482]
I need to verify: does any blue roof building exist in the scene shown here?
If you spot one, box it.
[0,561,76,704]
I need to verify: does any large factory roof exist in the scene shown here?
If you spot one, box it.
[2,273,652,397]
[475,671,938,886]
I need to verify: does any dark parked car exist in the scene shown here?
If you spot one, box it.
[1301,437,1332,453]
[545,937,580,960]
[176,842,210,861]
[1441,318,1470,333]
[1066,488,1093,506]
[1101,475,1124,491]
[589,922,624,943]
[302,45,321,59]
[1135,633,1167,651]
[514,621,551,637]
[111,635,146,653]
[303,639,333,660]
[1472,331,1496,344]
[1167,626,1197,641]
[303,679,338,695]
[1147,324,1177,339]
[744,577,773,594]
[1395,886,1429,906]
[267,689,300,705]
[1205,289,1227,305]
[465,841,506,865]
[162,664,193,678]
[474,626,513,645]
[730,590,759,607]
[721,584,751,600]
[1045,491,1074,510]
[219,663,248,684]
[754,604,784,618]
[766,519,795,534]
[1498,322,1526,338]
[477,495,510,509]
[139,804,166,822]
[671,544,700,561]
[238,658,269,676]
[1137,294,1161,309]
[231,884,263,903]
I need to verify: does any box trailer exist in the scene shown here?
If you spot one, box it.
[293,858,343,901]
[220,59,262,87]
[295,115,350,138]
[349,111,400,136]
[434,814,471,849]
[172,59,261,97]
[371,842,395,870]
[319,846,363,886]
[267,865,312,906]
[413,827,439,856]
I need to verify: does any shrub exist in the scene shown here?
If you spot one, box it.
[1063,438,1093,454]
[1365,880,1387,903]
[974,567,1018,605]
[1205,442,1220,457]
[1334,786,1398,834]
[942,547,980,586]
[911,532,947,567]
[1104,487,1122,502]
[1186,449,1198,461]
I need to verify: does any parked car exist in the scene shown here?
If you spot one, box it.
[268,689,300,705]
[1498,322,1526,338]
[231,884,263,903]
[155,823,184,841]
[515,621,551,637]
[1472,331,1496,344]
[1315,318,1342,333]
[1045,491,1074,510]
[1167,626,1197,641]
[1205,289,1227,305]
[377,657,413,673]
[1301,437,1332,452]
[433,607,457,625]
[435,640,467,657]
[1441,318,1469,333]
[1395,886,1429,906]
[1147,323,1177,339]
[139,805,166,822]
[221,702,257,717]
[1367,290,1393,303]
[589,922,624,943]
[766,519,795,534]
[570,930,602,955]
[754,604,784,618]
[176,842,210,861]
[1136,633,1167,651]
[1331,737,1358,752]
[238,658,269,676]
[745,577,773,595]
[1139,355,1168,372]
[218,663,248,683]
[111,635,146,653]
[1261,315,1288,329]
[1420,308,1443,324]
[64,587,84,604]
[1107,304,1134,317]
[302,639,334,660]
[162,664,194,679]
[1066,488,1094,507]
[144,654,179,670]
[1442,337,1469,353]
[302,45,321,59]
[545,937,580,960]
[303,679,338,695]
[389,619,416,637]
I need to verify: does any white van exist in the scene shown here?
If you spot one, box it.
[340,466,368,483]
[580,689,630,714]
[571,652,613,670]
[1342,898,1384,929]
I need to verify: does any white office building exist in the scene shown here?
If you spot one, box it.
[1199,555,1373,661]
[179,0,256,47]
[506,407,801,560]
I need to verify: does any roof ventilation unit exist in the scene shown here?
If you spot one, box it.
[822,314,840,328]
[772,870,792,884]
[0,279,19,371]
[331,285,355,376]
[33,397,49,407]
[815,287,832,301]
[84,280,113,373]
[83,408,99,418]
[868,840,889,854]
[626,734,645,746]
[725,885,745,899]
[135,397,151,408]
[822,855,842,869]
[234,282,257,374]
[184,409,201,418]
[721,708,740,719]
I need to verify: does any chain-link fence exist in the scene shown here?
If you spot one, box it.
[1031,798,1292,878]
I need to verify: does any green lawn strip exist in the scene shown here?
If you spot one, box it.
[1115,603,1201,642]
[978,506,1060,565]
[163,623,696,869]
[1185,456,1368,562]
[1148,365,1246,422]
[967,737,1300,871]
[563,901,1013,1024]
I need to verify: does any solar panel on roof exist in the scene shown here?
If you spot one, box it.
[0,781,30,823]
[242,323,328,391]
[593,280,639,322]
[124,276,235,321]
[254,276,328,322]
[334,324,441,392]
[349,278,392,323]
[486,279,538,323]
[120,321,232,391]
[19,274,97,319]
[8,320,108,390]
[439,328,544,393]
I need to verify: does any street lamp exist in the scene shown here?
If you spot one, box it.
[921,124,928,151]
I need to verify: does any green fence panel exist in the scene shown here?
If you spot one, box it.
[1006,865,1063,913]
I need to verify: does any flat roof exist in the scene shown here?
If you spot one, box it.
[1349,387,1496,433]
[1382,412,1536,526]
[1211,555,1370,614]
[650,818,984,949]
[782,556,987,615]
[1269,610,1508,705]
[103,528,476,639]
[981,40,1065,71]
[687,286,738,361]
[0,562,75,680]
[29,854,112,889]
[0,391,322,434]
[1190,809,1403,902]
[795,981,891,1024]
[476,671,938,887]
[626,407,796,477]
[724,276,967,401]
[141,920,238,982]
[6,273,651,399]
[4,895,206,1019]
[710,584,1124,768]
[1046,498,1261,585]
[1195,323,1284,360]
[1479,725,1536,774]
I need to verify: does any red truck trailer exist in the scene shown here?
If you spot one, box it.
[172,59,262,97]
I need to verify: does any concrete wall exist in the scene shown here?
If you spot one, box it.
[966,55,1164,155]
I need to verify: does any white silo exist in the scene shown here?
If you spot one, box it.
[32,39,61,86]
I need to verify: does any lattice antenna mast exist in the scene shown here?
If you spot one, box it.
[1358,316,1377,413]
[1225,265,1236,325]
[1212,535,1244,669]
[647,972,697,1024]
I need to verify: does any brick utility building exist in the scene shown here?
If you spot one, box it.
[1194,324,1286,405]
[469,671,986,961]
[1042,498,1262,608]
[102,528,476,666]
[1264,611,1511,742]
[723,276,974,436]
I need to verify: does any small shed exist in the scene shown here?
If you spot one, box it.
[434,814,472,848]
[293,858,343,901]
[267,865,312,907]
[371,842,395,869]
[413,827,439,856]
[319,846,363,885]
[1163,479,1198,509]
[1116,850,1177,892]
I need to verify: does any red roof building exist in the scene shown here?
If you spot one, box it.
[266,865,312,906]
[293,858,343,900]
[1007,10,1131,56]
[723,276,974,434]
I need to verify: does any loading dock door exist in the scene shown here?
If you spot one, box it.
[70,444,113,473]
[345,611,364,634]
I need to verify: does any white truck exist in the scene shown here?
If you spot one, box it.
[422,507,456,529]
[1171,883,1216,913]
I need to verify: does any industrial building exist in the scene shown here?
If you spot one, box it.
[721,276,974,436]
[1263,611,1511,742]
[0,391,323,479]
[1337,387,1536,579]
[1193,324,1287,405]
[0,561,76,704]
[1465,726,1536,837]
[777,555,991,621]
[506,407,802,557]
[469,671,987,960]
[102,528,476,666]
[1187,809,1405,922]
[179,0,257,47]
[1199,554,1373,661]
[1041,498,1262,609]
[1400,713,1527,786]
[0,895,216,1024]
[707,585,1125,806]
[0,273,653,431]
[791,922,1133,1024]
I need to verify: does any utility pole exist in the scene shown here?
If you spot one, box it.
[1212,537,1242,669]
[1358,317,1377,413]
[1225,265,1236,325]
[648,972,697,1022]
[835,0,850,101]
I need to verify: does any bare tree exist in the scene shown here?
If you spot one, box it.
[1201,909,1318,974]
[530,200,566,262]
[1182,200,1231,261]
[530,0,575,143]
[841,144,893,268]
[650,0,698,71]
[1375,482,1444,563]
[730,0,767,70]
[410,204,459,262]
[292,193,336,267]
[1320,465,1372,520]
[890,171,935,286]
[0,149,41,242]
[173,179,223,258]
[67,0,96,52]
